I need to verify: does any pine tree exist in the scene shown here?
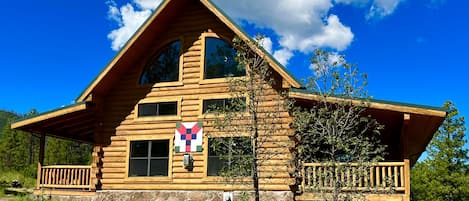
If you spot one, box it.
[411,101,469,201]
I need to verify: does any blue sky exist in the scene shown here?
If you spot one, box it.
[0,1,467,147]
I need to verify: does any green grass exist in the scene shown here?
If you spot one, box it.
[0,171,36,189]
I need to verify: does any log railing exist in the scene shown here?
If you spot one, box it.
[302,160,410,196]
[37,164,93,190]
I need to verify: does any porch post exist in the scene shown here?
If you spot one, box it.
[404,159,411,201]
[36,133,46,189]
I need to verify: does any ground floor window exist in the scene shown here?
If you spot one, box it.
[129,140,169,177]
[207,137,252,176]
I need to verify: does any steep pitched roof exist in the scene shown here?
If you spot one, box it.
[76,0,303,102]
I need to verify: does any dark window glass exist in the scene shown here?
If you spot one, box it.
[137,102,177,117]
[130,141,148,157]
[151,141,169,157]
[140,40,180,84]
[138,103,158,117]
[204,37,245,79]
[202,98,246,113]
[158,102,177,116]
[128,140,169,177]
[207,137,252,176]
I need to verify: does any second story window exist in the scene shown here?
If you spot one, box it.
[202,98,246,114]
[204,37,245,79]
[140,40,181,84]
[138,102,177,117]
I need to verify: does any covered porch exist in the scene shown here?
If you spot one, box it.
[296,160,410,201]
[11,102,100,196]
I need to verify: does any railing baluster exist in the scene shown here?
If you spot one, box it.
[394,166,398,187]
[400,166,404,187]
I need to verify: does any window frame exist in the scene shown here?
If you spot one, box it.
[205,136,253,177]
[128,140,170,177]
[125,136,173,182]
[198,94,249,119]
[199,32,245,85]
[134,97,182,121]
[138,37,184,88]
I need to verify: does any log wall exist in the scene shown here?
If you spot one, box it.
[93,1,294,191]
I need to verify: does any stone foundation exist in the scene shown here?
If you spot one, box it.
[44,190,293,201]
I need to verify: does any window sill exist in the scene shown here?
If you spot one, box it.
[203,176,252,183]
[124,176,172,183]
[134,116,181,122]
[199,77,246,85]
[139,81,183,88]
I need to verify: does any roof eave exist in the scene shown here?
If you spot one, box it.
[11,102,89,130]
[289,89,447,118]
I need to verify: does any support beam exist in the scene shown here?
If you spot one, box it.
[400,113,411,159]
[36,133,46,189]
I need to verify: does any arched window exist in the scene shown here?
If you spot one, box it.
[140,40,181,84]
[204,37,245,79]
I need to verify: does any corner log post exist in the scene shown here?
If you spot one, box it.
[36,133,46,190]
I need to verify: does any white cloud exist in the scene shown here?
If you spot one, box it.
[366,0,402,20]
[257,37,273,54]
[106,0,402,65]
[106,0,161,51]
[133,0,161,10]
[273,49,294,66]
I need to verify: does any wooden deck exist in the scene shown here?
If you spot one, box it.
[297,160,410,201]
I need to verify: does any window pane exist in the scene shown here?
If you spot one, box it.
[151,140,169,157]
[140,40,180,84]
[158,102,177,116]
[138,103,157,117]
[204,37,244,79]
[207,156,224,176]
[203,99,225,113]
[129,159,148,176]
[207,137,252,176]
[130,141,148,157]
[150,159,169,176]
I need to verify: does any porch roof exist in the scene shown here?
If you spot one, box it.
[289,88,447,166]
[11,102,96,144]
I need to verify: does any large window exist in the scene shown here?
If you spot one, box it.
[202,98,246,114]
[140,40,181,84]
[204,37,245,79]
[138,102,177,117]
[129,140,169,177]
[207,137,252,176]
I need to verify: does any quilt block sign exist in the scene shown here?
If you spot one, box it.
[175,122,203,153]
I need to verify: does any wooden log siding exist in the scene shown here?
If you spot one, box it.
[38,165,92,190]
[302,160,410,193]
[95,1,294,191]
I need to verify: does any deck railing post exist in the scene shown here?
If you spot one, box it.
[404,159,411,201]
[36,133,46,190]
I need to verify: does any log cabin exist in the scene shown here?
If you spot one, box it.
[11,0,446,200]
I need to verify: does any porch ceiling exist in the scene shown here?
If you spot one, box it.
[11,102,96,144]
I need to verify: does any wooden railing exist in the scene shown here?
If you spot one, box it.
[37,164,93,190]
[302,160,410,195]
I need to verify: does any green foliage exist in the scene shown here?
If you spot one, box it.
[0,108,92,188]
[291,50,387,200]
[0,170,36,189]
[45,137,92,165]
[208,35,288,201]
[411,101,469,201]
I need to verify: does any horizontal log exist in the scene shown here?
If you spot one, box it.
[101,183,290,191]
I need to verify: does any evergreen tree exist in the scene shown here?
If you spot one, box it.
[0,118,30,170]
[45,137,92,165]
[411,101,469,201]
